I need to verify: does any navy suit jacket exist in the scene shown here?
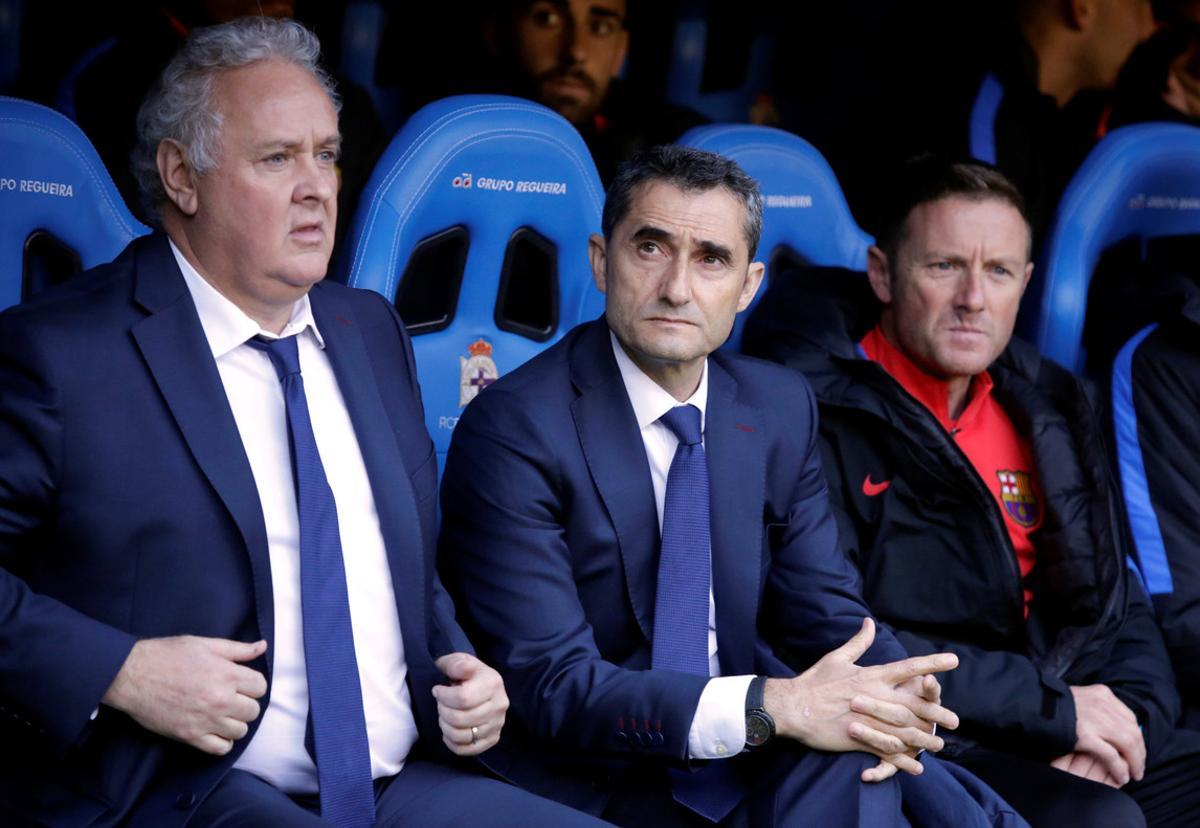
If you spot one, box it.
[0,233,469,826]
[439,318,908,814]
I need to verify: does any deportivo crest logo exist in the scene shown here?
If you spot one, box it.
[459,338,499,407]
[997,470,1039,527]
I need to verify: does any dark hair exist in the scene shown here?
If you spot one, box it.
[874,155,1032,264]
[602,144,765,259]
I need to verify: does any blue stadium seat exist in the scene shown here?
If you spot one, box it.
[678,123,872,351]
[1035,123,1200,373]
[340,94,607,471]
[665,0,775,123]
[52,37,117,122]
[0,96,149,311]
[968,72,1003,165]
[1110,323,1171,597]
[339,0,403,133]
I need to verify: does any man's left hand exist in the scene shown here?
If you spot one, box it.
[432,653,509,756]
[860,673,943,783]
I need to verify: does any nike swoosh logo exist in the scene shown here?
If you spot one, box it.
[862,474,891,497]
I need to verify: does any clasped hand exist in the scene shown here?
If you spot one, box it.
[432,652,509,756]
[1050,684,1145,788]
[763,618,960,783]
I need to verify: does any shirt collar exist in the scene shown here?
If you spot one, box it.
[609,328,708,432]
[169,238,324,359]
[859,323,994,431]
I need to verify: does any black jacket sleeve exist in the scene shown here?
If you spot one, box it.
[817,436,1079,758]
[1096,577,1182,763]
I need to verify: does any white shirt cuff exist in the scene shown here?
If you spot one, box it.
[687,675,755,759]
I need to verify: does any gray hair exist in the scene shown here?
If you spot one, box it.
[132,16,339,220]
[602,144,765,260]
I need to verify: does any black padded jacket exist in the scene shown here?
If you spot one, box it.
[743,267,1182,762]
[1113,283,1200,725]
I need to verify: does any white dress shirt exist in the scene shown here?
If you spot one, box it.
[609,332,754,760]
[172,242,418,793]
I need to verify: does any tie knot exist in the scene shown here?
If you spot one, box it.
[659,404,703,446]
[249,334,301,381]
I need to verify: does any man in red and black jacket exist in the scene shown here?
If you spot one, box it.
[743,156,1200,828]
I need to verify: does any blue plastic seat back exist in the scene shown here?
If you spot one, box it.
[1035,123,1200,373]
[678,124,872,350]
[969,72,1003,165]
[341,94,606,468]
[0,96,149,311]
[52,37,118,122]
[339,0,404,133]
[665,0,775,123]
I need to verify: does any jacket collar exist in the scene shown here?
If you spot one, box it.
[129,232,277,657]
[566,319,764,668]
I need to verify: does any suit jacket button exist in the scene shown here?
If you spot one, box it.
[175,792,197,809]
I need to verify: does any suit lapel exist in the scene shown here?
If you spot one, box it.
[129,235,275,654]
[706,359,765,677]
[569,322,660,642]
[309,288,429,656]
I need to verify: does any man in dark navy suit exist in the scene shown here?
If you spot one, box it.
[0,16,605,828]
[439,145,1025,827]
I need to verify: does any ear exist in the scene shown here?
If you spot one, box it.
[866,244,894,305]
[1020,261,1035,296]
[157,139,199,217]
[588,233,609,293]
[736,260,766,313]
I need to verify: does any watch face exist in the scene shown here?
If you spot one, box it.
[746,713,772,747]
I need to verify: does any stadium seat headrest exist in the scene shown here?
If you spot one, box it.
[679,123,871,350]
[341,94,606,466]
[1037,123,1200,373]
[0,96,148,310]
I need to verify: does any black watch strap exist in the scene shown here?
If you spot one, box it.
[746,675,766,712]
[744,676,775,750]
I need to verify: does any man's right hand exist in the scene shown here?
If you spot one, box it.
[102,636,268,756]
[1050,684,1146,787]
[763,618,959,777]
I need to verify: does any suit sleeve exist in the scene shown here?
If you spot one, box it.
[763,378,909,671]
[438,387,708,761]
[0,313,137,757]
[371,290,472,658]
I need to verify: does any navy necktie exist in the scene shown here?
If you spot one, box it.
[653,404,711,675]
[654,405,741,823]
[251,335,375,828]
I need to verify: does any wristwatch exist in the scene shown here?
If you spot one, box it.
[744,676,775,750]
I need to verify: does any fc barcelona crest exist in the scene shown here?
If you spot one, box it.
[997,470,1039,527]
[460,338,499,407]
